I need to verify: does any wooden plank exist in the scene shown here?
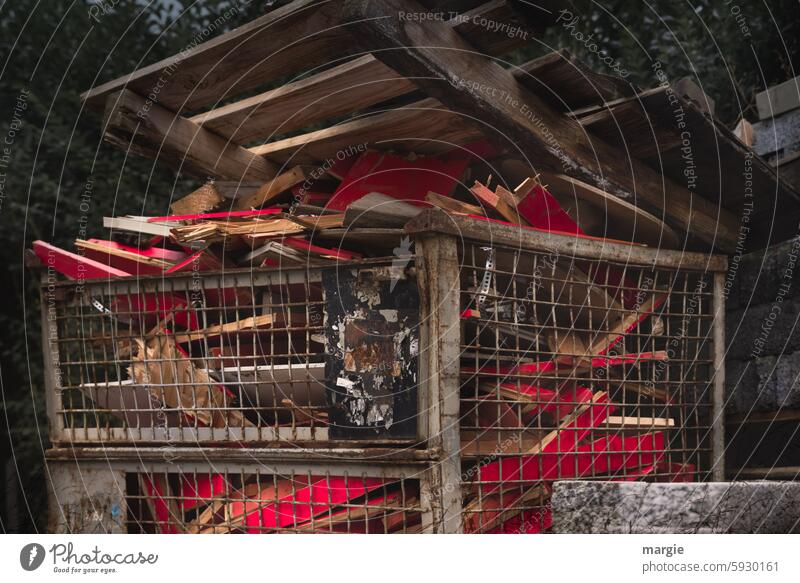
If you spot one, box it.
[148,208,281,223]
[170,183,225,215]
[103,216,178,237]
[74,239,174,274]
[250,97,483,164]
[537,171,680,248]
[514,48,635,111]
[80,239,187,263]
[235,166,313,210]
[469,180,525,225]
[342,0,739,252]
[172,314,274,344]
[425,191,484,216]
[82,0,350,113]
[104,89,277,181]
[191,55,415,145]
[190,1,539,144]
[604,416,675,428]
[575,86,800,216]
[406,209,729,272]
[344,192,424,228]
[33,241,130,280]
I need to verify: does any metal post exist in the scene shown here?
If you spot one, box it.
[415,233,463,533]
[712,271,726,481]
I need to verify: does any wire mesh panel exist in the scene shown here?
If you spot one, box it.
[47,456,425,534]
[128,469,422,534]
[44,261,420,445]
[458,241,716,533]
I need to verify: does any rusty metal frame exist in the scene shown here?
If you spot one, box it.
[43,216,728,533]
[46,449,433,534]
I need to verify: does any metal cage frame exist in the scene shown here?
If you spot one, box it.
[44,212,728,533]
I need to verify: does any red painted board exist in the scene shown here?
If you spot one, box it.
[657,462,697,482]
[488,507,553,534]
[166,249,225,274]
[179,474,228,511]
[141,476,178,534]
[291,186,333,206]
[147,208,282,222]
[33,241,130,280]
[242,476,385,533]
[327,150,470,210]
[85,239,187,263]
[292,491,403,534]
[480,432,664,488]
[516,183,582,235]
[282,236,362,260]
[78,245,167,276]
[505,383,594,419]
[111,292,199,331]
[464,351,667,378]
[326,154,359,180]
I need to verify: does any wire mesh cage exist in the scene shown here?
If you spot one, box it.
[457,239,719,533]
[44,221,726,533]
[43,260,421,445]
[46,455,425,534]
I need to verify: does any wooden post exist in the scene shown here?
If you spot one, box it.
[415,233,462,533]
[712,271,726,481]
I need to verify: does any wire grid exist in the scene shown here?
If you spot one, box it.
[47,266,346,443]
[124,467,422,534]
[458,242,715,533]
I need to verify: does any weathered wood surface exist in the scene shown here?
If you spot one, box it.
[342,0,739,251]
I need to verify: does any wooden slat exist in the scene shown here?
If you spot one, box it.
[235,165,313,210]
[249,98,483,164]
[341,0,739,251]
[189,1,539,144]
[405,209,729,272]
[103,89,277,181]
[575,86,800,220]
[82,0,350,113]
[190,55,415,145]
[514,48,636,111]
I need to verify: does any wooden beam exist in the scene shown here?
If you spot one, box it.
[342,0,739,251]
[514,49,635,111]
[82,0,349,113]
[249,97,482,164]
[190,55,415,145]
[103,89,277,181]
[190,1,538,144]
[575,86,800,217]
[405,209,729,272]
[235,165,313,210]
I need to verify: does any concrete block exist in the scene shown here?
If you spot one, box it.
[756,76,800,120]
[552,481,800,533]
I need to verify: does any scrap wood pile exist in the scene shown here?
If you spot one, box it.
[137,472,421,534]
[33,142,691,534]
[38,0,795,533]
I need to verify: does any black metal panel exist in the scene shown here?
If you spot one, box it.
[324,265,419,439]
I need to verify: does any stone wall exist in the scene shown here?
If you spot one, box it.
[724,235,800,470]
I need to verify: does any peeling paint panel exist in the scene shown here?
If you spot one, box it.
[324,267,419,439]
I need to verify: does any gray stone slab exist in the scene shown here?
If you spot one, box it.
[756,76,800,120]
[552,481,800,533]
